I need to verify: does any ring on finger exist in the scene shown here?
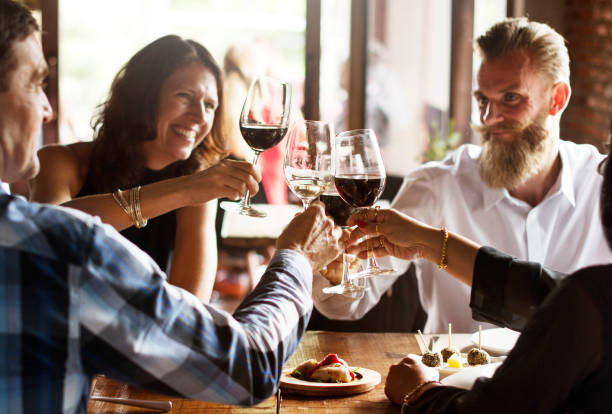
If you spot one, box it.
[375,224,380,236]
[379,237,384,248]
[373,205,380,220]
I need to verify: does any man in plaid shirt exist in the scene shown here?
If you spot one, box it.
[0,1,345,412]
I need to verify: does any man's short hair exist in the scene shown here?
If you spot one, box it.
[475,17,570,84]
[0,0,39,91]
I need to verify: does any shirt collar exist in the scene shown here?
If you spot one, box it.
[556,141,576,207]
[481,185,509,211]
[480,140,576,210]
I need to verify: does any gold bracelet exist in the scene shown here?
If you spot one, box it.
[112,187,147,228]
[112,189,131,219]
[127,186,146,229]
[129,187,137,225]
[438,227,449,269]
[132,185,147,228]
[402,380,439,405]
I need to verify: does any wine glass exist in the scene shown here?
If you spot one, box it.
[220,77,291,217]
[320,184,366,297]
[333,129,395,278]
[284,120,334,210]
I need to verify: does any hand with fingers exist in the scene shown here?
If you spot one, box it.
[345,208,436,262]
[277,201,346,272]
[185,158,262,204]
[319,253,360,285]
[384,354,440,406]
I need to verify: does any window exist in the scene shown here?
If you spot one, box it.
[59,0,306,143]
[367,0,452,174]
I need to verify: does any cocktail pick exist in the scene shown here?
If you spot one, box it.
[417,329,428,352]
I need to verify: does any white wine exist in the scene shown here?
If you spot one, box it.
[285,169,333,205]
[288,178,329,201]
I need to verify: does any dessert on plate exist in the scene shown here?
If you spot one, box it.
[291,353,357,383]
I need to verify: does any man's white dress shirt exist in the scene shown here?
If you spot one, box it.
[314,141,611,333]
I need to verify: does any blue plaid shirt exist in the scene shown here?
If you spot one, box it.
[0,190,313,413]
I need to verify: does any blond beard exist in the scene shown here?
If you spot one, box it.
[475,112,550,189]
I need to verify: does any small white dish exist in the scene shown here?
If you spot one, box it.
[440,361,504,389]
[429,354,505,379]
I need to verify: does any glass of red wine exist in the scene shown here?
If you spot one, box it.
[220,77,291,217]
[320,185,367,296]
[333,129,395,279]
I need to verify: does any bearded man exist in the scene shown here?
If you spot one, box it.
[314,17,610,333]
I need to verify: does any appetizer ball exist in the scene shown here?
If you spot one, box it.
[441,346,461,362]
[421,351,443,367]
[467,348,491,365]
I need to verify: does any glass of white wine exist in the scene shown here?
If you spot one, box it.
[284,120,334,209]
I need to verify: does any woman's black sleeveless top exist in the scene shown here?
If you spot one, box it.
[76,169,176,273]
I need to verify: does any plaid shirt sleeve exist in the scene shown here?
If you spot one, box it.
[78,221,313,405]
[0,191,313,412]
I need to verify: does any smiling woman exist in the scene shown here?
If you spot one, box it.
[29,35,261,302]
[142,61,219,170]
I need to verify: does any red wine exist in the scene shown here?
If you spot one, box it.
[319,193,356,226]
[240,124,288,152]
[334,175,385,207]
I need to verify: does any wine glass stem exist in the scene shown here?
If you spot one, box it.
[240,151,261,209]
[340,253,352,286]
[366,253,380,270]
[340,226,354,287]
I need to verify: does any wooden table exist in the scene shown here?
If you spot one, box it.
[87,331,476,413]
[87,331,413,413]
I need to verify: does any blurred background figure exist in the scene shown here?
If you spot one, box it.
[334,41,394,147]
[222,41,289,205]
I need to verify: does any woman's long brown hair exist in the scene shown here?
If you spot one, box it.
[87,35,227,193]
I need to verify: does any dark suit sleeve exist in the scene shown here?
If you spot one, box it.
[470,246,565,331]
[403,264,606,414]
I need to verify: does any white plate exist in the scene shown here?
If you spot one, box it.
[470,327,520,355]
[440,361,504,389]
[280,367,381,396]
[425,354,505,379]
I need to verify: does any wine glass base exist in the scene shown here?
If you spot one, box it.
[352,266,396,279]
[322,283,367,298]
[220,200,267,218]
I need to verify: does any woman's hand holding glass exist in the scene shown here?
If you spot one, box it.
[220,76,291,217]
[346,207,480,287]
[182,158,261,205]
[345,208,437,262]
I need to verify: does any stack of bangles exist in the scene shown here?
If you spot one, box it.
[112,186,148,228]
